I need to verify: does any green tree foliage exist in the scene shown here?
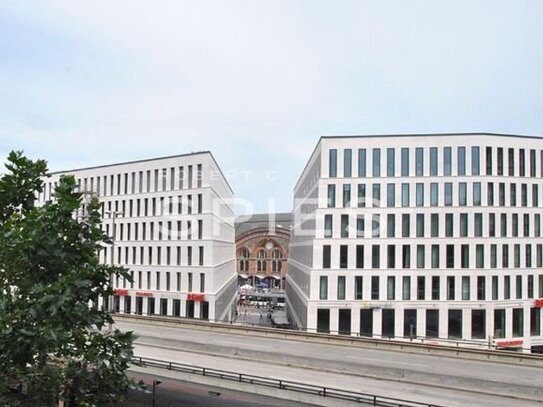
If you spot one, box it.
[0,151,134,406]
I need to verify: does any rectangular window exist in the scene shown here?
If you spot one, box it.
[477,276,486,300]
[431,276,440,300]
[358,149,366,177]
[416,214,424,237]
[445,214,453,237]
[476,244,484,268]
[521,184,528,207]
[431,244,439,268]
[372,214,380,237]
[371,276,379,300]
[387,183,395,207]
[387,214,395,238]
[448,309,463,339]
[387,148,395,176]
[499,183,505,206]
[329,149,337,177]
[340,245,348,268]
[431,214,439,237]
[531,149,536,177]
[472,310,486,339]
[444,183,453,206]
[504,275,511,300]
[508,148,515,176]
[355,276,363,300]
[357,215,365,237]
[322,245,331,269]
[357,184,366,207]
[415,147,424,176]
[531,307,541,337]
[444,147,452,176]
[401,148,409,176]
[387,276,395,300]
[533,184,539,207]
[417,245,425,268]
[343,184,351,208]
[459,182,467,206]
[513,308,524,337]
[474,213,483,237]
[319,276,328,300]
[356,245,364,268]
[417,276,425,300]
[426,309,439,338]
[200,272,205,292]
[497,147,504,175]
[446,244,454,268]
[430,183,438,206]
[402,214,410,238]
[457,146,466,176]
[344,149,352,177]
[491,244,497,268]
[519,148,526,177]
[472,146,480,175]
[327,185,335,207]
[486,146,492,175]
[487,182,494,206]
[447,276,455,300]
[372,184,380,207]
[516,275,523,299]
[341,214,349,238]
[337,276,346,300]
[460,213,468,237]
[372,148,381,177]
[510,184,517,207]
[401,183,409,207]
[324,214,332,238]
[430,147,438,176]
[461,244,469,268]
[462,276,470,300]
[402,245,411,269]
[473,182,481,206]
[372,245,380,269]
[492,275,499,300]
[402,276,411,300]
[387,244,395,268]
[416,183,424,206]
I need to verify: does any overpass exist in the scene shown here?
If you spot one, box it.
[114,315,543,407]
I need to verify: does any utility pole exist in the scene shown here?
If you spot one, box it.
[105,210,124,332]
[152,379,162,407]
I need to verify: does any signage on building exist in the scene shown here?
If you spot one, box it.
[534,299,543,308]
[113,289,128,296]
[187,293,205,302]
[135,291,153,297]
[495,339,523,348]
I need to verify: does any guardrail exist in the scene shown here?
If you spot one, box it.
[115,314,543,366]
[132,355,445,407]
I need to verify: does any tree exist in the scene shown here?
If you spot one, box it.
[0,151,134,406]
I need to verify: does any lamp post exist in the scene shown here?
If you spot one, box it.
[152,379,161,407]
[105,210,124,332]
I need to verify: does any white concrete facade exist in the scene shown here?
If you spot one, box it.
[39,152,237,322]
[287,134,543,352]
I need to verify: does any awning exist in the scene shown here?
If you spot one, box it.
[238,274,249,278]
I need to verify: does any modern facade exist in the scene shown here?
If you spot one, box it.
[235,213,291,288]
[38,152,237,322]
[288,133,543,352]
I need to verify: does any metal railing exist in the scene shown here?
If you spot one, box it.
[132,355,445,407]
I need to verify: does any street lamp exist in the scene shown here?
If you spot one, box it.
[152,380,162,407]
[105,210,124,332]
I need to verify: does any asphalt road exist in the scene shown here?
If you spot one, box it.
[114,319,543,407]
[116,372,314,407]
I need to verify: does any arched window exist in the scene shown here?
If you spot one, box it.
[239,248,250,271]
[257,250,267,272]
[272,249,282,272]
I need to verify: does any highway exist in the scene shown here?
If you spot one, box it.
[115,319,543,407]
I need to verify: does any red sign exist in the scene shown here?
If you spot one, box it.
[535,299,543,308]
[113,289,128,296]
[187,293,205,302]
[135,291,153,297]
[496,339,523,348]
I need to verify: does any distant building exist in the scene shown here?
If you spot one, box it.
[39,152,237,322]
[288,133,543,353]
[235,213,291,288]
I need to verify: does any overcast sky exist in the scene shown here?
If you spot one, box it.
[1,1,542,213]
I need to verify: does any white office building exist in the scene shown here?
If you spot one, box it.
[287,134,543,353]
[39,152,237,322]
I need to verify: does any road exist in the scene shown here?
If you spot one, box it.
[115,319,543,407]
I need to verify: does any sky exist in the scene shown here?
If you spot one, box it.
[1,1,543,213]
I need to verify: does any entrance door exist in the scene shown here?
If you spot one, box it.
[173,299,181,317]
[124,296,132,314]
[338,309,351,335]
[200,301,209,320]
[360,309,373,337]
[160,299,168,316]
[113,296,120,313]
[186,300,195,318]
[136,297,143,315]
[147,297,155,315]
[317,309,330,333]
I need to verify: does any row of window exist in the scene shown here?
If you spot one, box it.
[108,296,209,319]
[322,243,543,270]
[316,307,541,339]
[318,274,543,302]
[104,219,204,241]
[239,259,283,272]
[41,164,203,201]
[101,245,205,267]
[329,146,543,179]
[114,270,206,293]
[327,181,543,208]
[324,212,543,239]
